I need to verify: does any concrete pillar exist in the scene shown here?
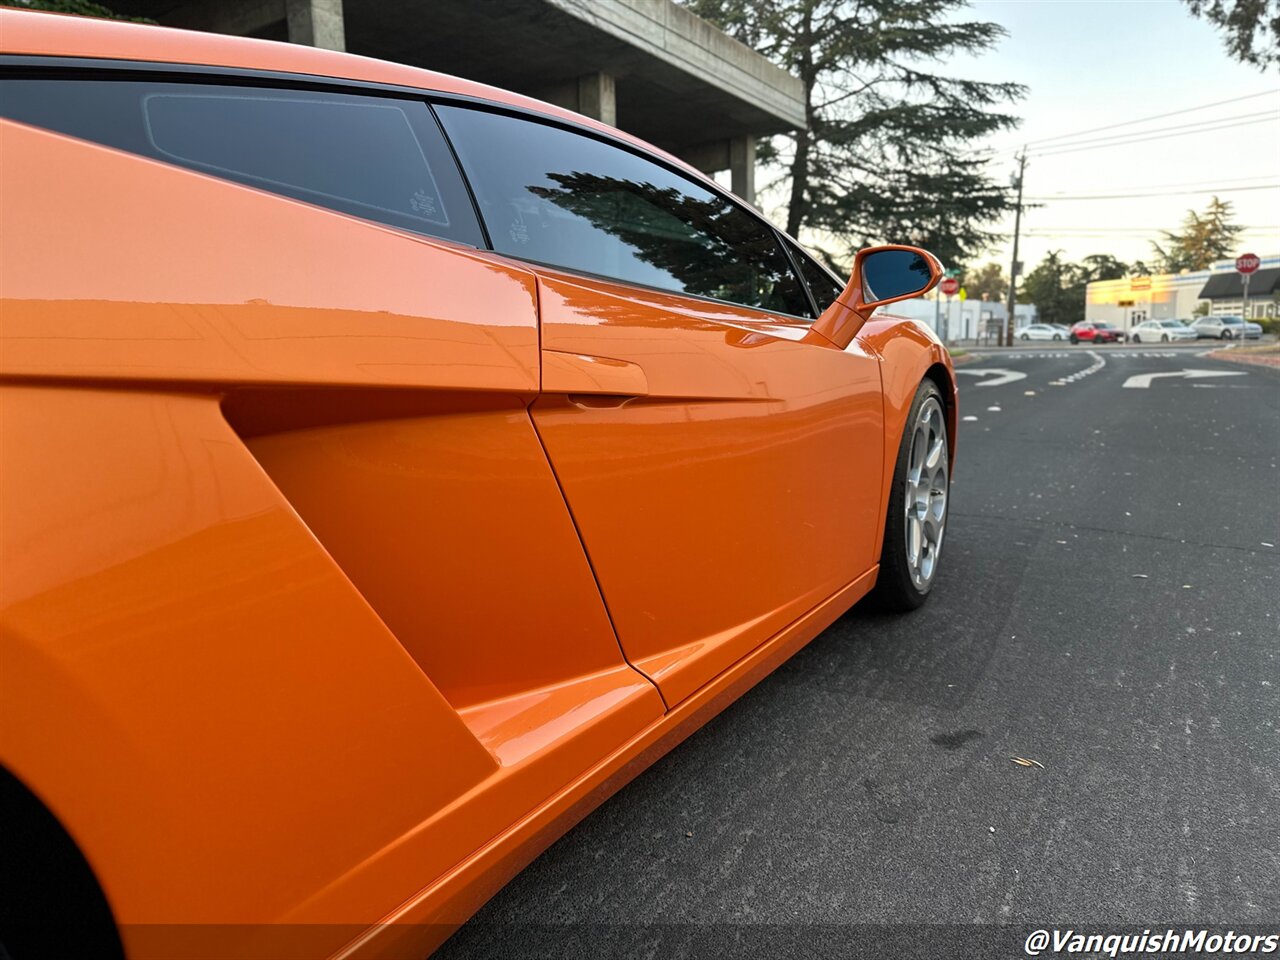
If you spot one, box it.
[679,137,758,206]
[286,0,345,51]
[729,134,756,206]
[576,72,617,127]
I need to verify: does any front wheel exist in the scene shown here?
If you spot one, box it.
[1052,334,1062,341]
[1069,335,1079,344]
[1161,335,1169,342]
[873,380,949,611]
[1222,329,1233,340]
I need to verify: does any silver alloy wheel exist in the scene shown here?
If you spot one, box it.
[904,396,948,589]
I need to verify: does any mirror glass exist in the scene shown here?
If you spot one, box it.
[860,249,933,304]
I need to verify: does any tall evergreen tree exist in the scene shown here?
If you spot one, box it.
[1183,0,1280,69]
[683,0,1024,271]
[966,262,1009,303]
[1152,197,1244,272]
[1021,250,1084,327]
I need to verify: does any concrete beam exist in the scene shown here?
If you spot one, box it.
[679,139,731,175]
[155,0,284,37]
[546,0,805,131]
[533,72,617,126]
[286,0,345,50]
[678,136,756,205]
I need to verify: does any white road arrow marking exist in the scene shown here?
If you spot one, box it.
[956,368,1027,387]
[1122,369,1247,389]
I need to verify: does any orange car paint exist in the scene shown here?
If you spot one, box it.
[530,270,885,706]
[0,10,955,959]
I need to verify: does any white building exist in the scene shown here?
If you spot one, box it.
[889,294,1037,343]
[1084,253,1280,331]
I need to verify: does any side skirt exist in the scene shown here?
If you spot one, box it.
[336,565,879,960]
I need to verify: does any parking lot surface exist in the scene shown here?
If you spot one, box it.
[441,345,1279,958]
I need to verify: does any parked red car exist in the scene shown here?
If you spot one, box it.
[1069,321,1123,344]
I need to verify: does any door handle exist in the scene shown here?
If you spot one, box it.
[543,350,649,398]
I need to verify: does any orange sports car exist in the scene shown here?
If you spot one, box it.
[0,10,957,959]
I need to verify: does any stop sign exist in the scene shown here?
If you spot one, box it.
[1236,253,1260,275]
[940,277,960,296]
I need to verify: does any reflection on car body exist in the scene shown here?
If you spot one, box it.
[0,9,958,960]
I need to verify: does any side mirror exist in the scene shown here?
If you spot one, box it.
[805,244,942,349]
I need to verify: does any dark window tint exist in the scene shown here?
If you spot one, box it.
[786,240,845,313]
[435,105,811,317]
[1,78,483,246]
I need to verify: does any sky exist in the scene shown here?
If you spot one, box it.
[944,0,1280,273]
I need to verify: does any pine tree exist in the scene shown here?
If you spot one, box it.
[1183,0,1280,70]
[966,262,1008,302]
[682,0,1024,271]
[1152,197,1244,272]
[1021,251,1084,327]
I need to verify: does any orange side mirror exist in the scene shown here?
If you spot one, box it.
[806,244,943,350]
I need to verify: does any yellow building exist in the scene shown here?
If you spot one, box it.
[1085,254,1279,331]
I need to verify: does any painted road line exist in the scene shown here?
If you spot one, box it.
[955,369,1028,387]
[1060,351,1106,384]
[1122,369,1248,389]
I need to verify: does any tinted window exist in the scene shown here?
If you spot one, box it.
[785,240,845,313]
[435,106,811,317]
[1,78,484,246]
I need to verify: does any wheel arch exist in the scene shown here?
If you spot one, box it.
[0,762,125,959]
[923,361,958,474]
[856,318,958,564]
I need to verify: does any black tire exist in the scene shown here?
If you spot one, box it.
[1161,335,1169,343]
[1221,329,1231,340]
[1020,333,1029,341]
[872,379,949,612]
[1052,334,1061,340]
[1132,334,1141,343]
[1069,335,1078,344]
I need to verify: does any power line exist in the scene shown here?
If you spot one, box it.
[1029,109,1279,153]
[1023,89,1280,146]
[1033,173,1278,194]
[1031,115,1280,158]
[1025,183,1280,201]
[1026,226,1278,232]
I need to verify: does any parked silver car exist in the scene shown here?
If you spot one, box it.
[1191,315,1262,340]
[1018,323,1064,341]
[1131,319,1197,343]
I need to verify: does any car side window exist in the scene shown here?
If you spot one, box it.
[434,105,812,318]
[0,77,485,247]
[781,239,845,314]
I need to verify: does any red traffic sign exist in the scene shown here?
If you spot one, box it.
[1236,253,1260,275]
[940,277,960,296]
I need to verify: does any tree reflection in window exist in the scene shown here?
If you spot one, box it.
[526,170,809,317]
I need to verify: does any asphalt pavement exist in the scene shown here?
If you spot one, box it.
[440,343,1279,958]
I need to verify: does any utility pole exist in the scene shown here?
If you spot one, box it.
[1005,151,1027,347]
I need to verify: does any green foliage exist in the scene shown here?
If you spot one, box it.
[682,0,1024,271]
[965,262,1008,303]
[1183,0,1280,69]
[1152,196,1244,272]
[9,0,154,22]
[1018,251,1138,326]
[1020,250,1085,327]
[1078,254,1129,283]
